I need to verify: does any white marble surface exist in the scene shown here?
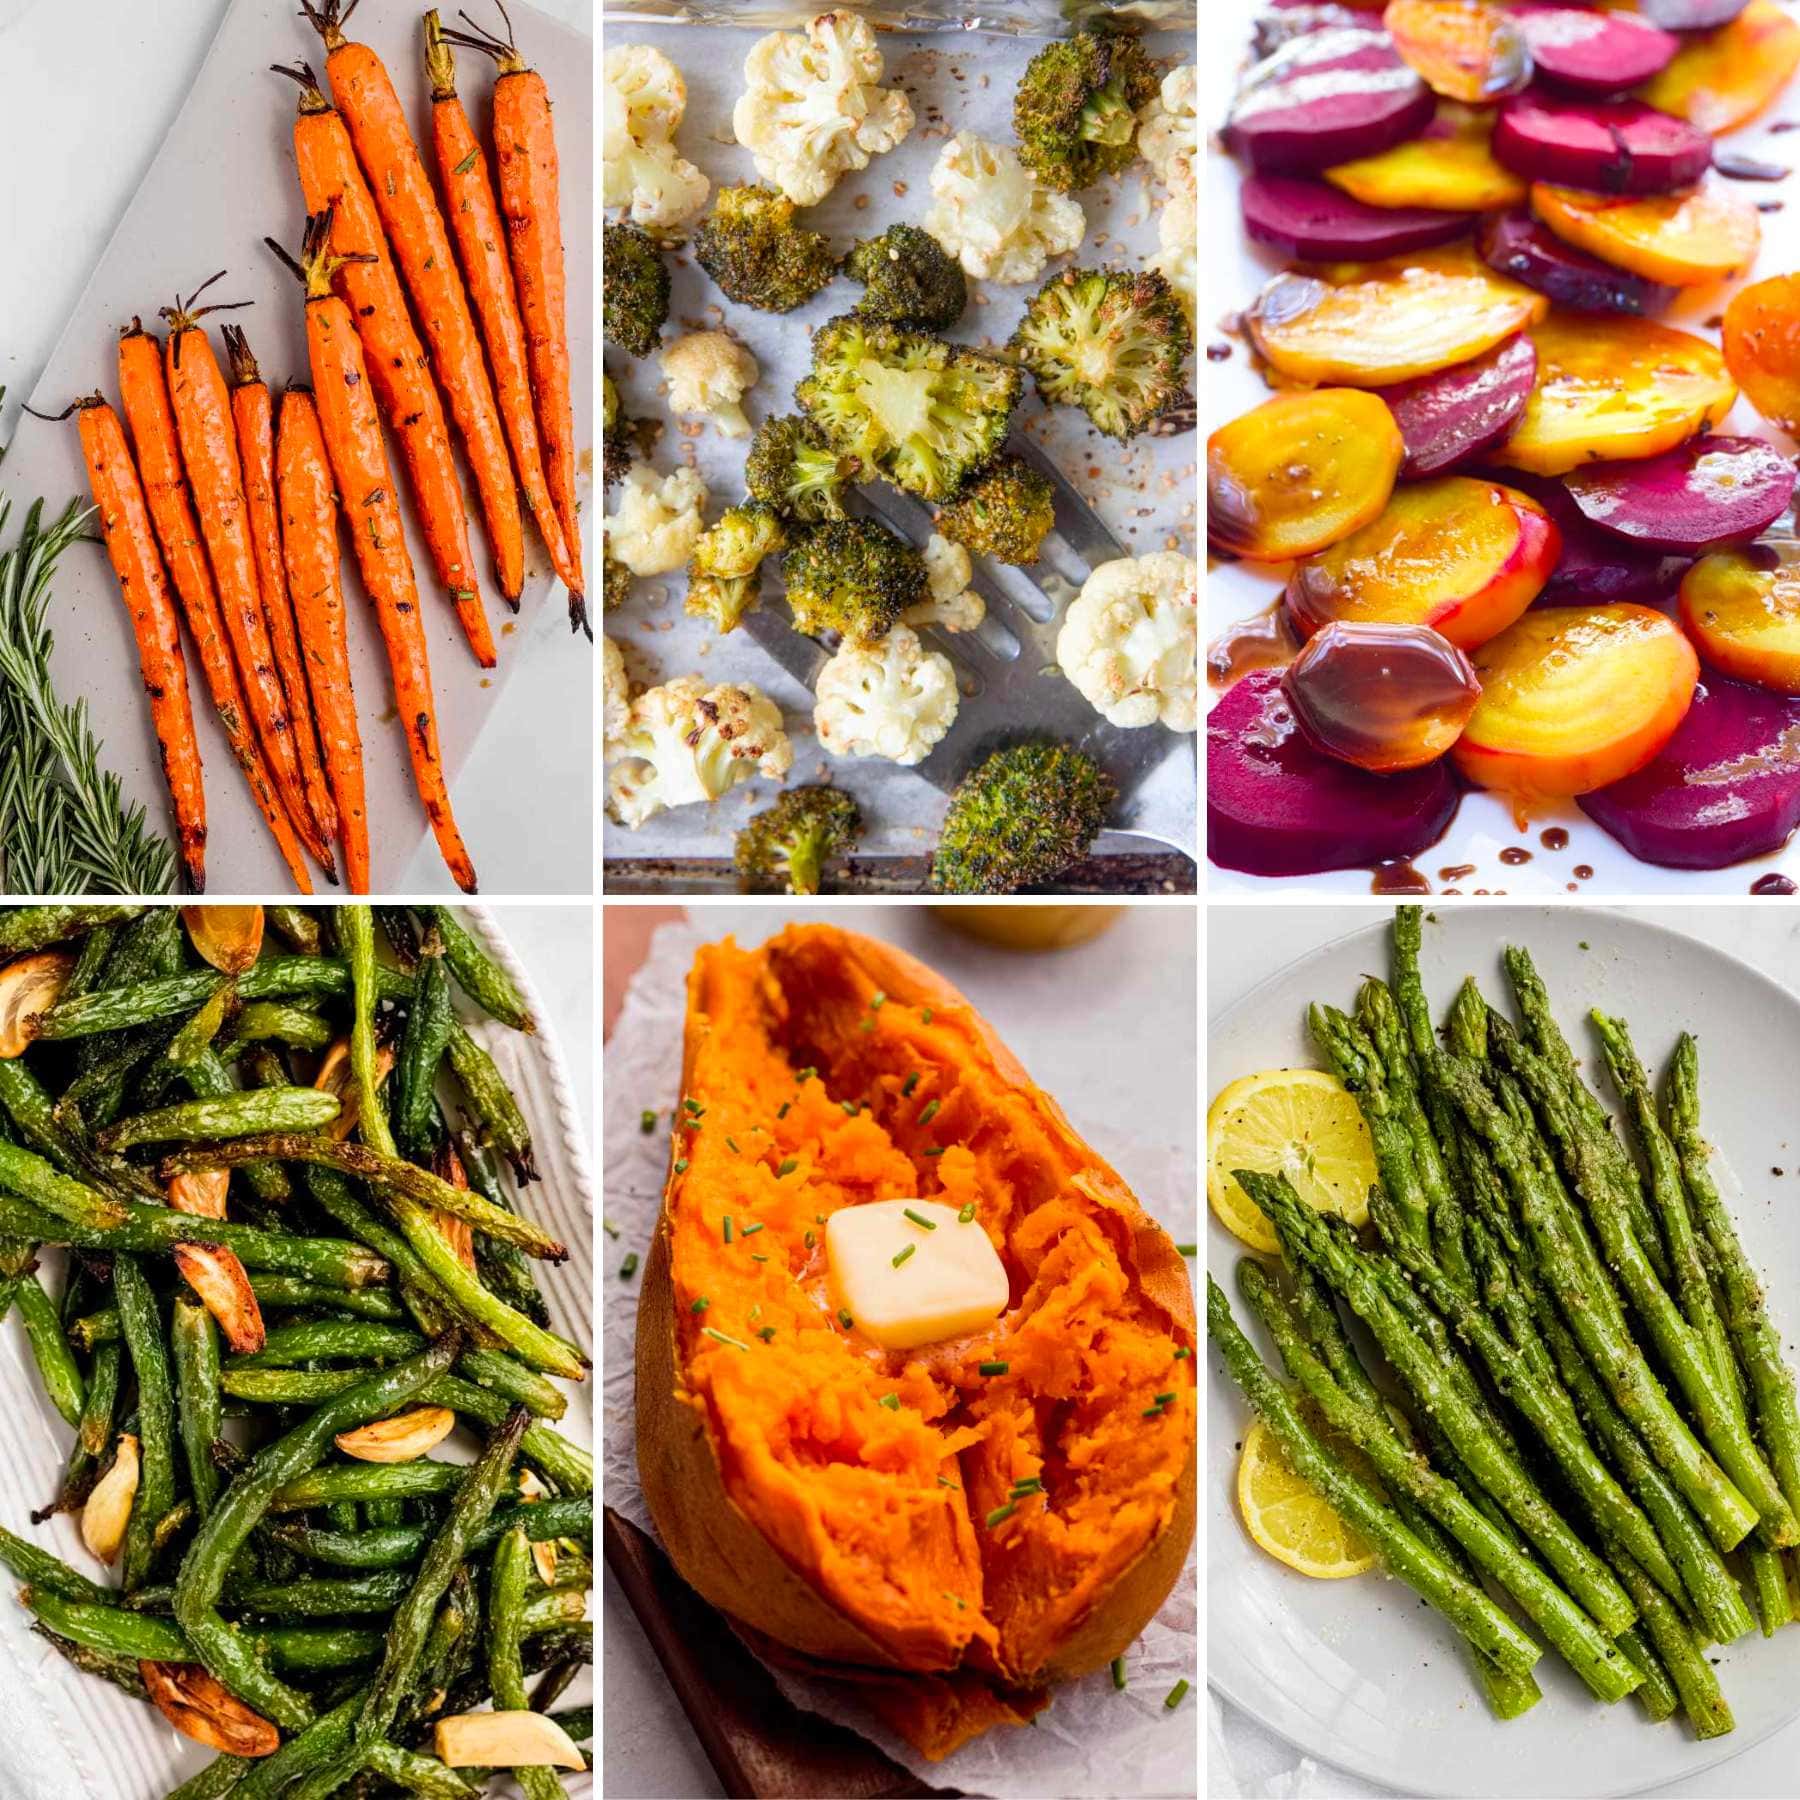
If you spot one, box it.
[1209,900,1800,1800]
[0,0,594,895]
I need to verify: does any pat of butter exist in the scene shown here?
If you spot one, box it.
[825,1199,1008,1351]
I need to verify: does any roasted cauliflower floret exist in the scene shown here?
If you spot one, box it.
[733,12,915,206]
[782,517,928,643]
[659,332,761,438]
[1056,552,1196,732]
[603,463,710,577]
[744,415,860,524]
[685,502,788,634]
[1139,64,1198,205]
[602,221,671,358]
[813,624,959,766]
[1151,200,1197,336]
[934,456,1057,566]
[797,315,1023,503]
[1013,30,1159,193]
[921,133,1087,285]
[607,675,794,827]
[904,533,985,634]
[603,635,632,757]
[603,45,710,230]
[693,185,839,314]
[845,224,967,331]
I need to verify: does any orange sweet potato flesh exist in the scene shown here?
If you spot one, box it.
[1723,274,1800,434]
[1327,105,1526,213]
[636,927,1196,1755]
[1531,179,1760,287]
[1641,0,1800,137]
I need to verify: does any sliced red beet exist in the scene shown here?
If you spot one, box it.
[1564,438,1797,553]
[1579,676,1800,867]
[1493,95,1711,195]
[1373,337,1537,479]
[1208,668,1461,877]
[1490,470,1688,604]
[1241,173,1469,261]
[1228,27,1435,174]
[1253,5,1376,56]
[1514,9,1679,95]
[1636,0,1750,28]
[1476,211,1677,314]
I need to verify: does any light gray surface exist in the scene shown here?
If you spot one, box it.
[602,17,1199,872]
[604,900,1199,1799]
[0,0,593,897]
[502,900,597,1144]
[1209,901,1800,1800]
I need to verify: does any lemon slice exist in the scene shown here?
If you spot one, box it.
[1236,1414,1378,1579]
[1207,1067,1378,1254]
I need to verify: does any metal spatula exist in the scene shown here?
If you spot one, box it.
[738,436,1196,860]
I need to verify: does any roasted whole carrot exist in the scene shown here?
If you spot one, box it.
[276,385,370,895]
[160,279,336,881]
[64,396,208,891]
[424,10,581,608]
[446,4,588,638]
[115,323,313,893]
[277,211,477,894]
[302,0,525,612]
[274,62,497,670]
[222,324,338,854]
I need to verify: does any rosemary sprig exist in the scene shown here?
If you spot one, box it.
[0,494,174,895]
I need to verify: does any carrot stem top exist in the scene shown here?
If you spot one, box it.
[267,208,377,302]
[298,0,357,53]
[441,3,528,76]
[424,11,459,101]
[160,272,251,366]
[271,61,334,118]
[221,324,262,392]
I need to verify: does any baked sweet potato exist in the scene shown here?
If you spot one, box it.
[635,927,1196,1757]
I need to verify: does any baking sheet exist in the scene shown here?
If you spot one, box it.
[5,0,592,897]
[602,908,1199,1799]
[601,15,1199,881]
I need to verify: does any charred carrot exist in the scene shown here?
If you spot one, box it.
[273,62,497,669]
[160,279,336,881]
[302,1,524,611]
[424,11,581,607]
[446,4,588,638]
[274,211,477,894]
[276,386,370,895]
[64,396,207,891]
[115,323,313,893]
[222,324,338,853]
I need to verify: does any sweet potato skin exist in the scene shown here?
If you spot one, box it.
[634,925,1197,1737]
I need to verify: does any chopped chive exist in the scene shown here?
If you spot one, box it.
[917,1099,940,1127]
[1173,1346,1191,1360]
[921,1008,933,1024]
[740,1221,765,1238]
[1141,1403,1167,1418]
[751,1252,769,1262]
[797,1066,817,1082]
[803,1230,816,1249]
[726,1136,741,1154]
[1164,1679,1190,1711]
[978,1361,1009,1377]
[1111,1656,1127,1691]
[871,991,887,1010]
[757,1326,776,1341]
[878,1393,900,1410]
[1154,1391,1175,1405]
[921,1147,946,1158]
[691,1297,710,1315]
[749,1304,762,1322]
[1010,1477,1042,1495]
[674,1159,689,1175]
[722,1217,734,1244]
[683,1098,703,1116]
[944,1591,966,1610]
[902,1072,920,1098]
[837,1309,854,1330]
[777,1101,790,1120]
[704,1327,749,1352]
[639,1110,656,1134]
[777,1157,797,1178]
[937,1474,960,1489]
[985,1502,1017,1528]
[1175,1243,1197,1257]
[841,1100,859,1117]
[892,1244,916,1268]
[603,1217,620,1239]
[958,1202,976,1223]
[620,1253,639,1280]
[815,1213,826,1225]
[903,1207,937,1230]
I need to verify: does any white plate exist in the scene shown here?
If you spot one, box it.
[0,908,594,1799]
[1207,904,1800,1798]
[1202,0,1800,896]
[8,0,593,896]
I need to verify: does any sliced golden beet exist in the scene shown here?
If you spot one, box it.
[1456,603,1699,798]
[1326,105,1527,212]
[1208,390,1405,561]
[1531,180,1760,288]
[1495,314,1737,476]
[1679,546,1800,694]
[1286,475,1560,649]
[1723,274,1800,434]
[1247,244,1547,387]
[1642,0,1800,136]
[1384,0,1532,101]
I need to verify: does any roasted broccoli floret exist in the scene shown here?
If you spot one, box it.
[744,415,860,524]
[693,185,838,313]
[934,456,1057,565]
[603,374,632,488]
[930,742,1114,894]
[603,220,671,358]
[781,518,929,643]
[845,224,967,331]
[797,316,1023,503]
[1013,30,1159,193]
[734,785,863,894]
[603,545,634,611]
[685,502,788,634]
[1011,268,1192,440]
